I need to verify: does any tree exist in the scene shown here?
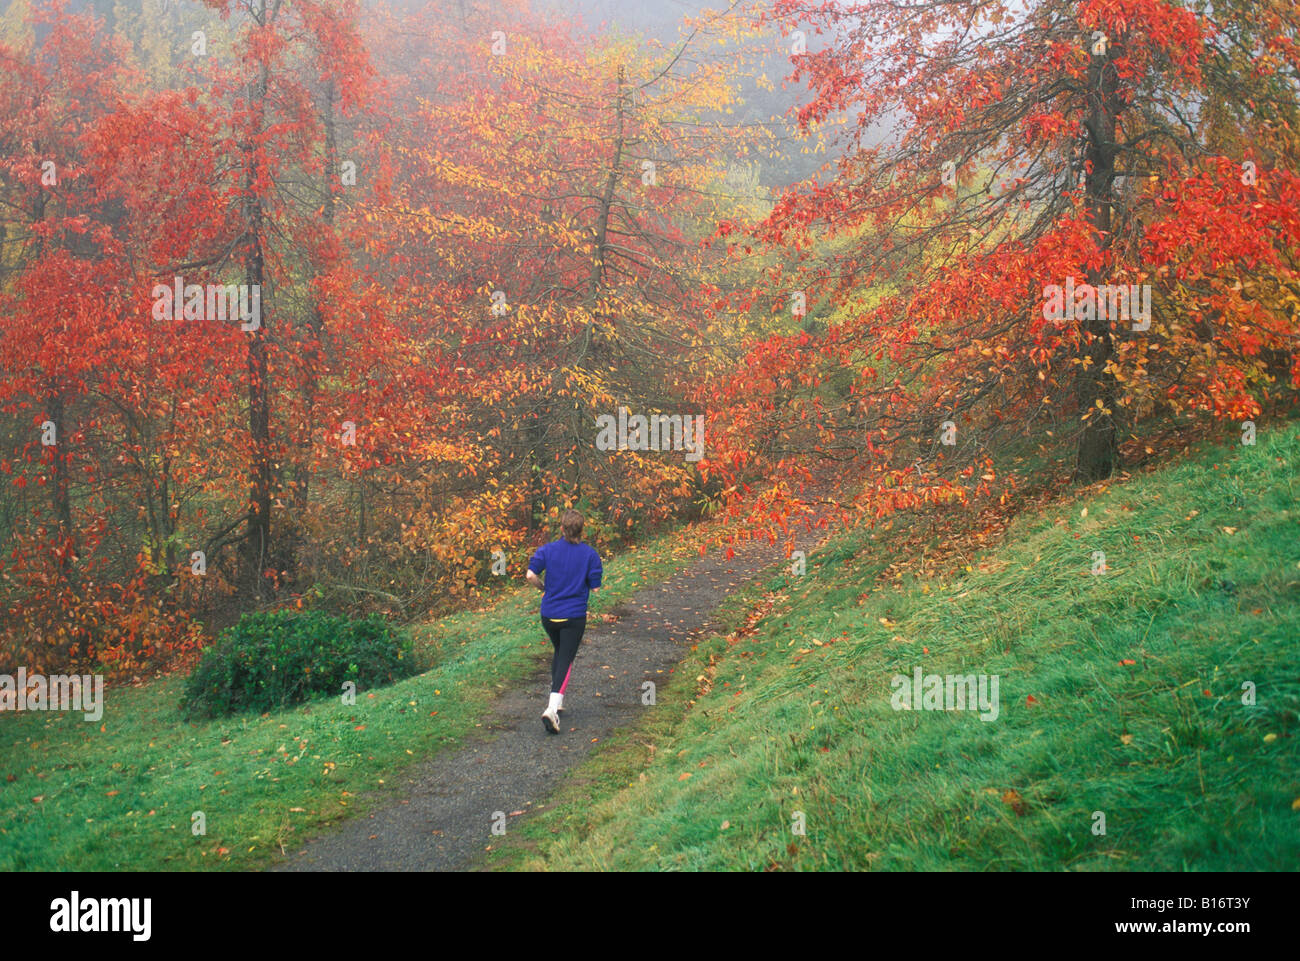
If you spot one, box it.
[703,0,1299,533]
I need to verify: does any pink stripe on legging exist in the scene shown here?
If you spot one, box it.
[559,662,573,695]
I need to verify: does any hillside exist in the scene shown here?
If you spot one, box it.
[491,423,1300,871]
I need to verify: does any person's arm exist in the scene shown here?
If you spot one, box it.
[588,549,604,591]
[526,544,546,592]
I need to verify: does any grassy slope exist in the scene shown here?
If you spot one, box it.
[0,526,704,871]
[491,423,1299,871]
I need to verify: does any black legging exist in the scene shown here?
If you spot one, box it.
[541,616,586,694]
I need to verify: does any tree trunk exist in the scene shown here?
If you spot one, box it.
[526,413,546,534]
[46,387,74,580]
[1074,39,1123,483]
[565,65,627,497]
[239,8,276,600]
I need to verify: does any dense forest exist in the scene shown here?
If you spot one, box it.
[1,0,1296,684]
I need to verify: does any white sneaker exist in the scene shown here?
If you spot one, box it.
[542,708,561,734]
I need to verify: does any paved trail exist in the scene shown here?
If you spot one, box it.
[274,523,826,872]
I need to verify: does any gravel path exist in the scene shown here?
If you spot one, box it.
[273,523,826,872]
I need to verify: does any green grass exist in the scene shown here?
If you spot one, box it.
[489,422,1300,871]
[0,526,704,870]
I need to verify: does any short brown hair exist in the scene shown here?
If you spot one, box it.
[560,509,584,543]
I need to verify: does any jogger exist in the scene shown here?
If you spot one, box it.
[526,510,603,734]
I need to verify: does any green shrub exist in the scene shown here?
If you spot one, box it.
[181,610,416,719]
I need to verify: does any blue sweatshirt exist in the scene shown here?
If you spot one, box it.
[528,538,603,619]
